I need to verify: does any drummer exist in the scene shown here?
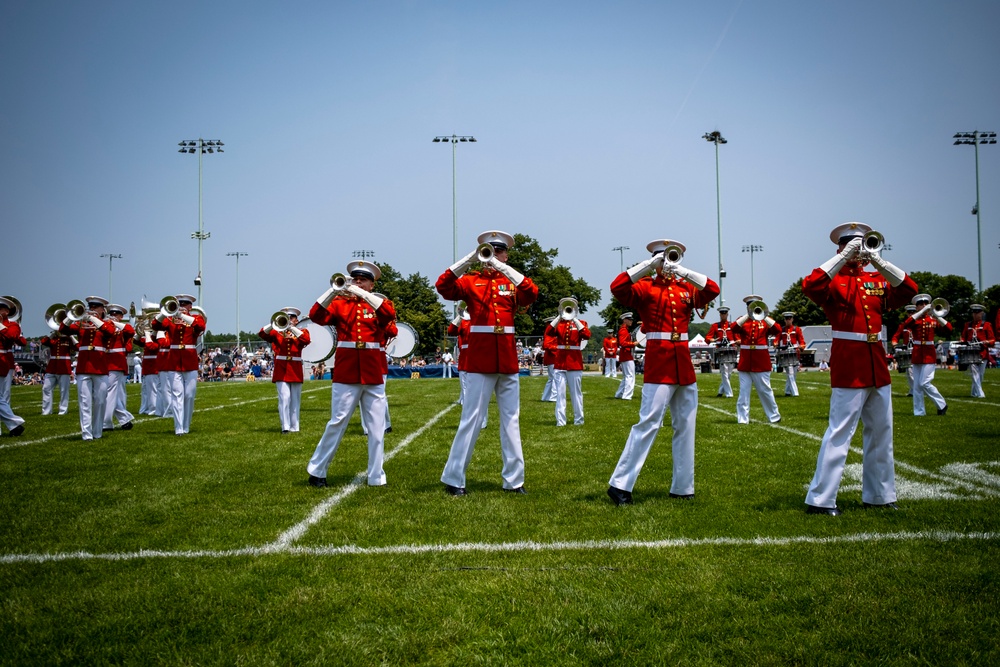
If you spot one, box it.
[705,306,737,397]
[961,304,995,398]
[900,294,950,416]
[780,312,805,397]
[891,304,917,396]
[259,307,311,433]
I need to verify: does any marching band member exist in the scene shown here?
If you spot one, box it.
[891,304,917,396]
[901,294,950,416]
[0,296,27,436]
[607,239,719,505]
[152,294,206,435]
[154,330,170,417]
[60,296,116,440]
[962,304,994,398]
[544,298,591,426]
[780,312,805,397]
[733,295,782,424]
[362,294,397,435]
[803,222,917,515]
[259,307,311,433]
[40,328,76,416]
[614,312,638,400]
[446,305,472,404]
[436,230,539,496]
[602,331,619,378]
[103,304,136,431]
[307,261,396,488]
[135,330,160,415]
[705,306,737,398]
[540,316,558,402]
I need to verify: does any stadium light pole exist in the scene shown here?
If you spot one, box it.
[432,135,477,266]
[99,253,122,303]
[352,250,376,260]
[226,252,248,350]
[742,244,763,294]
[953,131,996,292]
[179,138,224,308]
[612,246,630,273]
[704,131,728,306]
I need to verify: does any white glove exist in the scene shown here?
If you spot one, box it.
[670,264,708,290]
[318,286,338,308]
[735,314,748,326]
[88,315,104,327]
[346,284,384,310]
[819,238,863,279]
[451,315,462,327]
[114,321,127,331]
[487,257,525,286]
[869,254,906,287]
[912,305,931,320]
[289,326,304,337]
[155,312,167,323]
[935,316,948,327]
[262,324,274,334]
[573,318,584,330]
[144,331,154,343]
[449,248,479,277]
[178,313,195,325]
[627,253,664,282]
[0,323,5,332]
[156,331,166,340]
[764,316,776,327]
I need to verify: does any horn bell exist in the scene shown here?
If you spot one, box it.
[330,273,348,290]
[476,243,494,263]
[160,296,179,318]
[931,298,950,318]
[65,299,88,322]
[271,310,290,331]
[749,300,769,321]
[1,295,23,323]
[663,244,684,265]
[45,303,67,330]
[862,230,885,254]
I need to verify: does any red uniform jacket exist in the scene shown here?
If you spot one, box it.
[962,321,996,361]
[152,315,206,373]
[0,319,27,375]
[734,319,781,373]
[544,319,591,371]
[705,321,737,345]
[41,334,76,375]
[60,319,116,375]
[135,335,159,375]
[901,315,951,365]
[781,325,805,349]
[616,324,636,363]
[259,328,312,383]
[602,335,619,360]
[891,323,912,348]
[379,318,398,375]
[310,296,396,385]
[155,331,170,372]
[611,271,720,385]
[436,267,539,375]
[105,323,135,373]
[448,319,473,372]
[803,265,918,388]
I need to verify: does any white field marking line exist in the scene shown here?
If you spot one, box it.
[699,402,1000,497]
[264,402,458,551]
[3,530,996,565]
[0,385,331,451]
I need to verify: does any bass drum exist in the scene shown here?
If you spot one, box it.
[299,317,336,363]
[386,322,418,359]
[632,326,647,350]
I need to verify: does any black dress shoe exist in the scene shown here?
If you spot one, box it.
[806,504,841,516]
[384,427,392,434]
[669,493,694,500]
[503,486,527,494]
[120,421,133,431]
[308,475,328,488]
[444,484,467,496]
[281,429,289,434]
[9,424,25,437]
[863,502,900,510]
[607,486,633,506]
[937,405,948,416]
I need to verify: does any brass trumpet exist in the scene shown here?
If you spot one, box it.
[862,230,885,254]
[749,300,769,322]
[476,243,495,263]
[558,297,578,321]
[931,297,950,318]
[271,310,291,332]
[45,303,67,330]
[663,244,684,265]
[65,299,88,322]
[330,273,348,290]
[0,295,23,323]
[160,296,179,318]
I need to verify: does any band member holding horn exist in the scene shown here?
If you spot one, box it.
[259,307,311,433]
[0,296,27,436]
[307,261,396,488]
[40,304,76,416]
[802,222,917,515]
[602,330,619,378]
[60,296,116,440]
[135,329,160,415]
[614,312,638,400]
[152,294,206,435]
[544,297,591,426]
[891,304,917,396]
[962,304,994,398]
[540,316,558,402]
[900,293,951,416]
[362,294,397,435]
[780,312,805,397]
[705,306,737,398]
[436,230,539,496]
[446,303,472,404]
[103,304,136,431]
[733,296,782,425]
[607,239,719,506]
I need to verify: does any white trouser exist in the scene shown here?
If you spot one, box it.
[42,373,71,415]
[443,363,453,379]
[912,363,946,415]
[609,382,698,494]
[784,364,799,396]
[76,373,109,440]
[554,369,584,426]
[458,370,466,404]
[615,360,636,400]
[154,374,168,417]
[308,383,387,485]
[717,362,734,397]
[276,381,303,432]
[104,370,135,428]
[0,371,26,432]
[604,358,617,377]
[541,364,556,401]
[737,371,781,424]
[134,364,142,383]
[162,369,198,434]
[969,361,986,398]
[806,385,896,508]
[905,366,914,394]
[139,374,158,415]
[441,372,524,490]
[362,375,393,434]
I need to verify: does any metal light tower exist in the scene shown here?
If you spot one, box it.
[742,244,763,295]
[226,252,248,350]
[953,131,996,292]
[703,131,728,306]
[432,135,477,266]
[99,253,122,303]
[612,246,630,273]
[352,250,376,260]
[179,138,224,307]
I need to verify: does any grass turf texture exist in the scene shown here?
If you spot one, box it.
[1,370,998,664]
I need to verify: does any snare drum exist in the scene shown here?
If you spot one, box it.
[776,348,799,369]
[893,347,911,371]
[956,344,982,366]
[714,346,738,366]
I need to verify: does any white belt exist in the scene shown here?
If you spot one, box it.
[461,345,469,349]
[109,348,126,353]
[169,345,194,350]
[739,344,767,350]
[275,355,303,361]
[832,331,883,342]
[913,340,936,346]
[144,354,158,359]
[470,325,515,334]
[51,356,72,360]
[336,341,381,349]
[556,344,587,350]
[646,332,688,341]
[80,346,106,352]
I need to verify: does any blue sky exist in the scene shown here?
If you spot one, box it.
[2,0,998,337]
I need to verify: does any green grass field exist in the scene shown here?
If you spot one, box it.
[1,368,998,665]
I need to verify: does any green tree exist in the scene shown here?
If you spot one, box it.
[375,263,449,356]
[773,278,829,326]
[908,272,976,339]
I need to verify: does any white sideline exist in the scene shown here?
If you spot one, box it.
[2,530,995,564]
